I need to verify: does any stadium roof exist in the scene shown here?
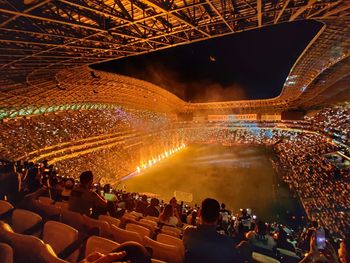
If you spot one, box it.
[0,0,349,117]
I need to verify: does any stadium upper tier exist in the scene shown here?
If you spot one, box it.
[0,0,349,117]
[1,102,349,163]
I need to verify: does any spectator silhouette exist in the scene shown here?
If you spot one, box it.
[183,198,243,263]
[68,171,108,216]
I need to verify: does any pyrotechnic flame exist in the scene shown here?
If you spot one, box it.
[135,144,186,173]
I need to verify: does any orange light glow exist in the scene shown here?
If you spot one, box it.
[135,144,186,174]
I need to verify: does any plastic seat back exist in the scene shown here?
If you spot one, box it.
[0,201,14,217]
[276,248,299,258]
[126,223,151,239]
[130,211,143,218]
[110,225,143,245]
[11,209,42,235]
[252,252,280,263]
[38,196,54,206]
[0,222,67,263]
[160,225,181,238]
[160,229,178,237]
[151,259,167,263]
[140,219,158,230]
[127,219,154,233]
[85,236,119,257]
[0,242,13,263]
[122,212,138,221]
[156,233,184,258]
[43,221,79,262]
[143,236,182,263]
[36,203,61,220]
[145,216,158,222]
[83,215,111,238]
[61,209,85,232]
[98,215,121,228]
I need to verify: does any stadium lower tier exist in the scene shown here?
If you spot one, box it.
[1,112,349,239]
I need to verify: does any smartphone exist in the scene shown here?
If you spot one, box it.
[316,228,326,250]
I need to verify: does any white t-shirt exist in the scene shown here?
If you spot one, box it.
[160,216,178,227]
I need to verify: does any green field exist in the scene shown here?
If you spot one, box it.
[122,144,301,223]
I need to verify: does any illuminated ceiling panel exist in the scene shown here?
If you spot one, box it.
[0,0,349,115]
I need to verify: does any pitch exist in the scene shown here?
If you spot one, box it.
[122,144,302,223]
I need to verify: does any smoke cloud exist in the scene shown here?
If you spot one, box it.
[136,62,247,102]
[186,81,247,102]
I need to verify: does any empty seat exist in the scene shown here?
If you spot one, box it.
[61,209,85,232]
[122,212,139,221]
[110,225,143,245]
[36,203,61,220]
[85,236,119,257]
[0,242,13,263]
[38,196,54,206]
[277,248,299,258]
[160,229,179,238]
[126,223,151,240]
[145,216,158,222]
[11,209,42,236]
[143,236,182,263]
[127,218,155,233]
[160,226,181,238]
[0,201,14,217]
[252,252,280,263]
[98,215,121,228]
[0,221,67,263]
[130,211,143,218]
[140,219,158,230]
[156,233,184,258]
[43,221,79,262]
[83,215,111,238]
[151,259,167,263]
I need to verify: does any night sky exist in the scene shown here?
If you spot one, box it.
[93,20,322,102]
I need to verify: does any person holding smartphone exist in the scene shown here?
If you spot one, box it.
[102,184,117,202]
[300,232,350,263]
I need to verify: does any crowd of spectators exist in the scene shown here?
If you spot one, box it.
[274,133,350,239]
[1,104,349,162]
[0,103,349,262]
[0,108,170,161]
[180,128,349,239]
[306,104,350,145]
[52,128,184,184]
[1,111,349,239]
[54,146,138,185]
[1,164,349,263]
